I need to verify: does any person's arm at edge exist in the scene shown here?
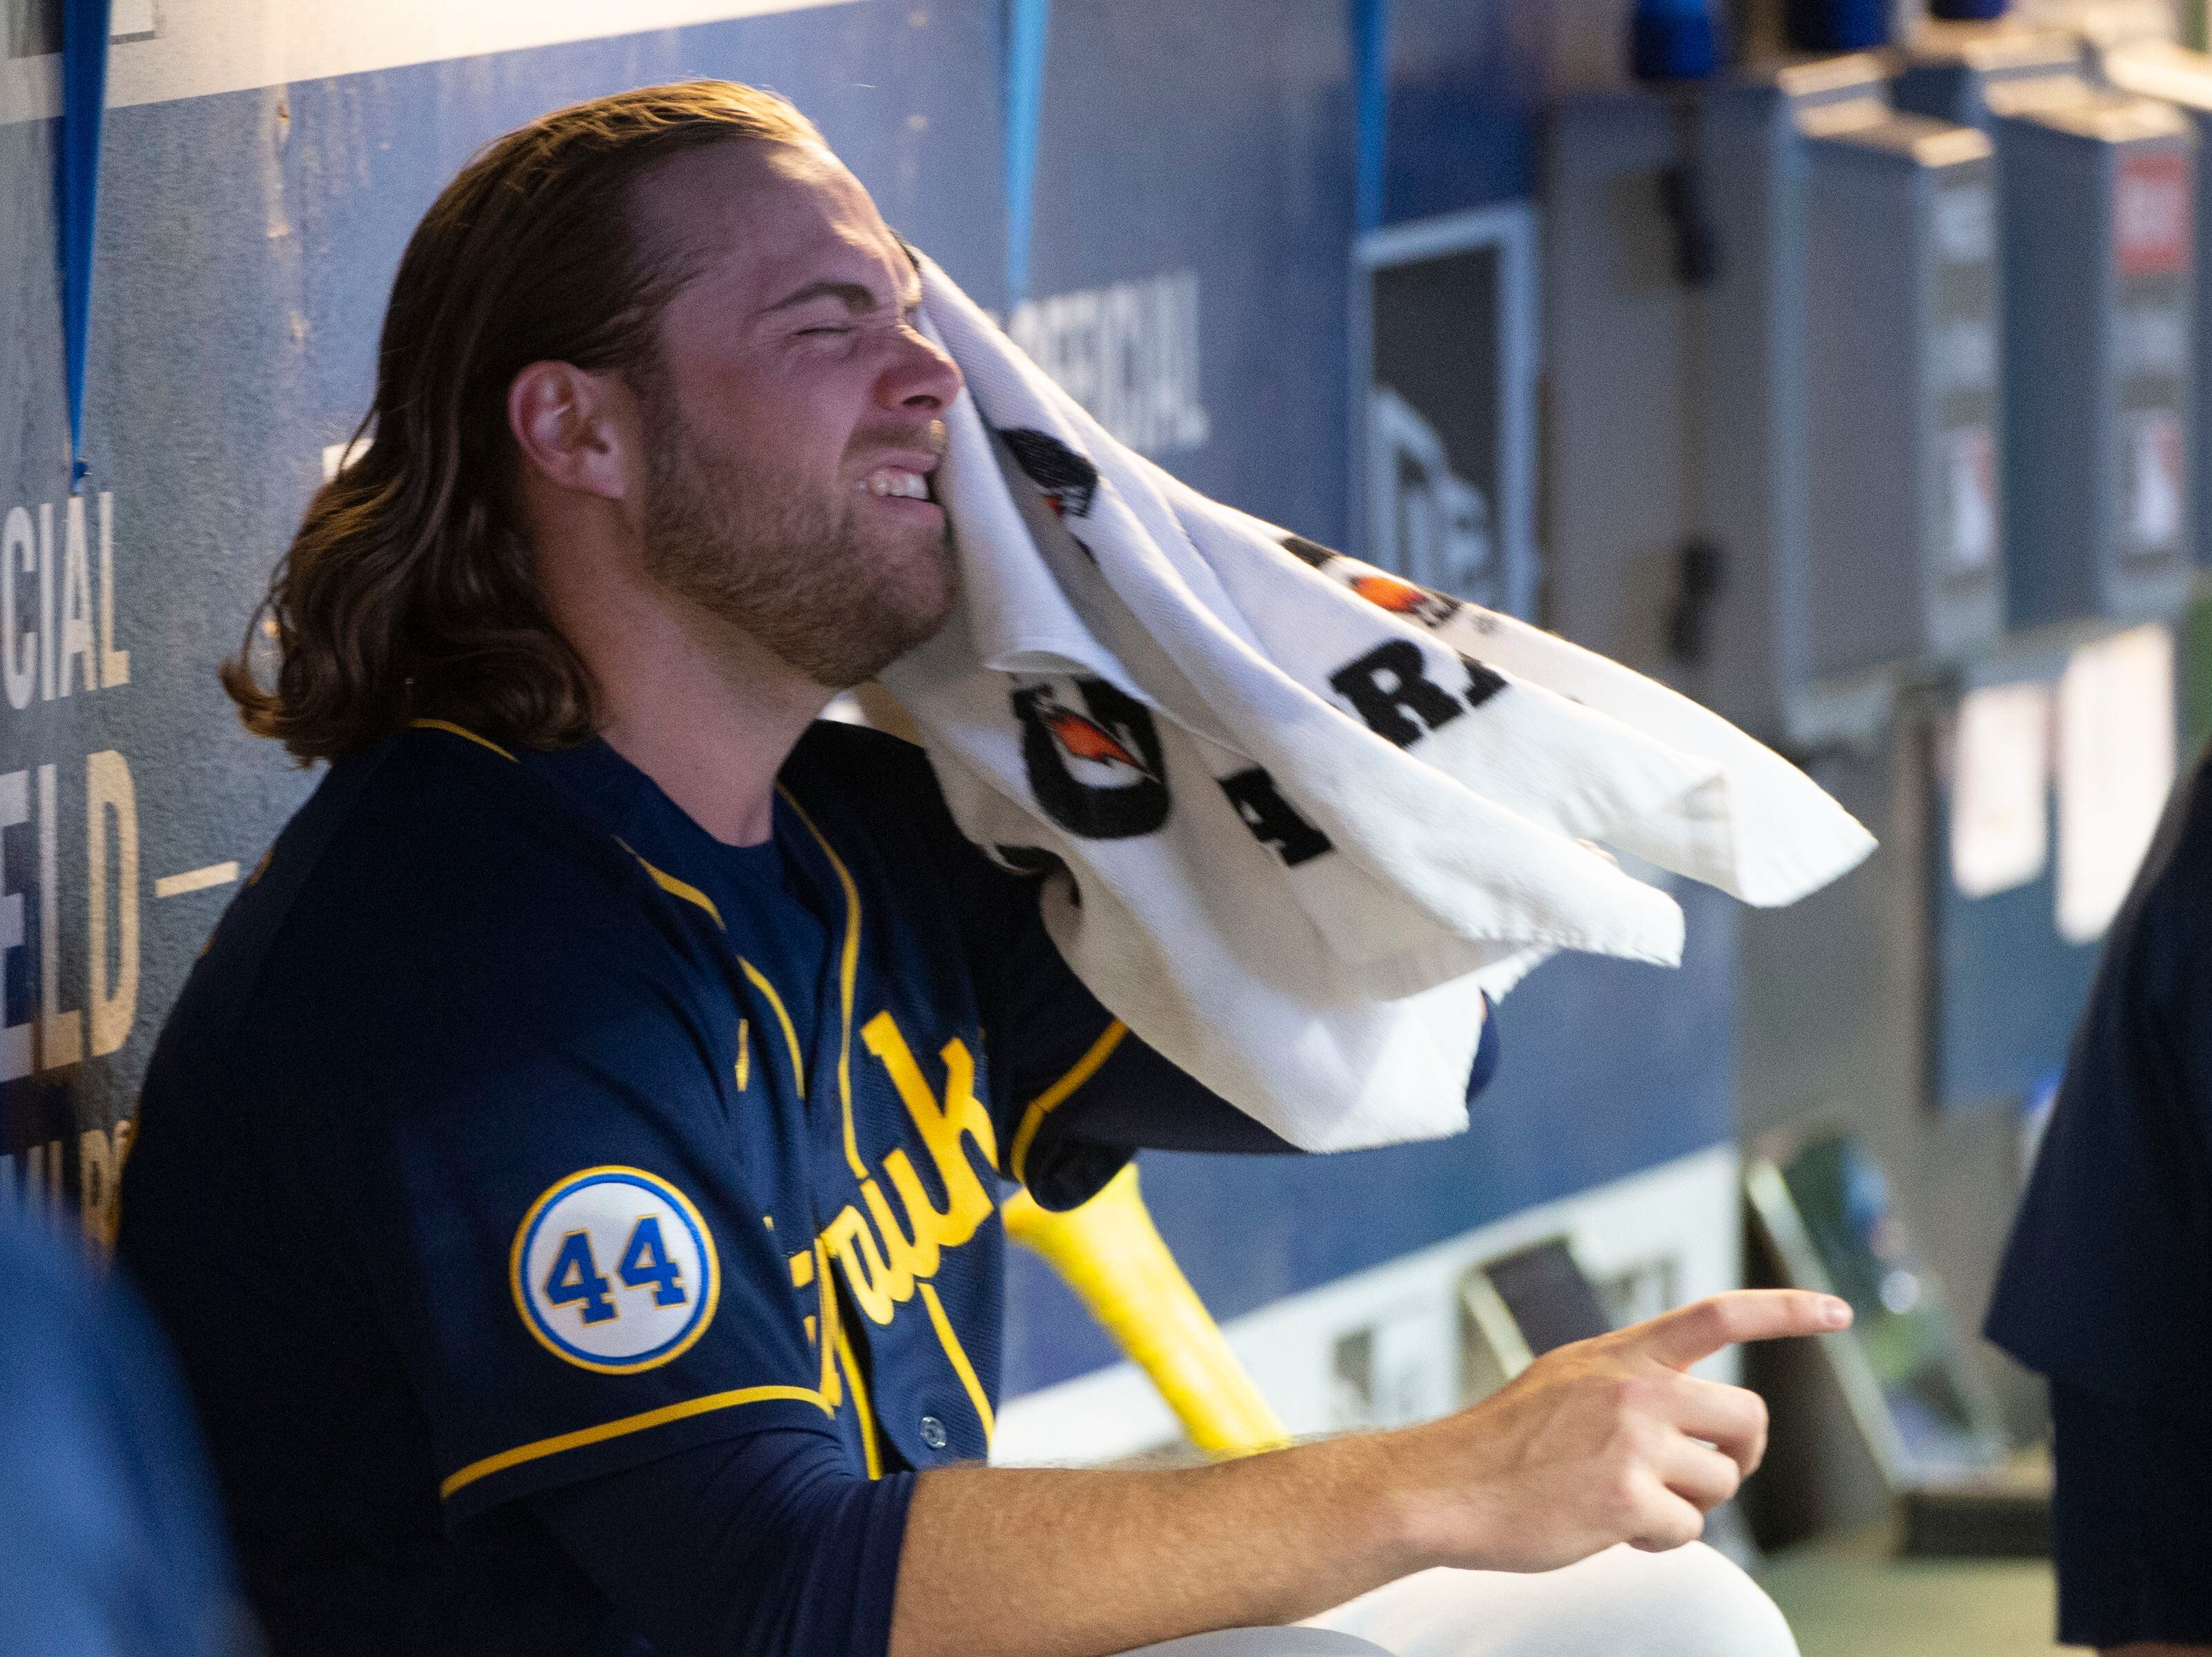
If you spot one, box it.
[889,1289,1848,1657]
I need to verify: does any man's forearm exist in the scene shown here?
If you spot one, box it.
[887,1290,1847,1657]
[890,1436,1415,1657]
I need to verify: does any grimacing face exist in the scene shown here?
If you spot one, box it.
[629,139,963,689]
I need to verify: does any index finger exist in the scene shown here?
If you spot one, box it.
[1628,1291,1851,1371]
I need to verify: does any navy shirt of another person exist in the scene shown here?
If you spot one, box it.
[0,1213,246,1657]
[1986,737,2212,1649]
[119,717,1499,1657]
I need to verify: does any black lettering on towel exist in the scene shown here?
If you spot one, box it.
[1219,768,1333,867]
[1328,639,1468,747]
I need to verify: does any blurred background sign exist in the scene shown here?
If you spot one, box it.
[2053,622,2177,943]
[1355,204,1538,620]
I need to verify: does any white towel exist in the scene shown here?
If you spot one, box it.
[878,256,1875,1154]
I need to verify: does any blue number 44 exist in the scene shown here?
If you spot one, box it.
[545,1231,617,1324]
[545,1217,687,1324]
[618,1215,687,1306]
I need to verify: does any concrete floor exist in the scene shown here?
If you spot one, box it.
[1761,1525,2070,1657]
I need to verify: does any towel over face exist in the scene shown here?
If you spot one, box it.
[871,256,1873,1153]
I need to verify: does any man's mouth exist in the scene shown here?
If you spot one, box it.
[859,467,934,501]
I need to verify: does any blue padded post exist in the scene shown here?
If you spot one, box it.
[1003,0,1051,308]
[1632,0,1723,81]
[59,0,112,491]
[1353,0,1391,233]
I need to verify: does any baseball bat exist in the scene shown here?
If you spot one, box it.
[1002,1163,1291,1457]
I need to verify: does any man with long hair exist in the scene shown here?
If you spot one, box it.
[119,82,1835,1657]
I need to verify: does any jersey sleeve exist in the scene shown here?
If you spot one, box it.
[976,896,1293,1211]
[958,843,1505,1211]
[275,815,843,1528]
[534,1434,916,1657]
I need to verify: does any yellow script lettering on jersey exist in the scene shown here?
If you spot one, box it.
[817,1010,998,1328]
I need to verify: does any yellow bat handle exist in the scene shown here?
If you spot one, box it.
[1003,1164,1291,1457]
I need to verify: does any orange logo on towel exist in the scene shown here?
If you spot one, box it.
[1351,573,1428,614]
[1043,707,1147,774]
[1011,677,1171,840]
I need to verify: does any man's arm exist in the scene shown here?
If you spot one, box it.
[891,1290,1846,1657]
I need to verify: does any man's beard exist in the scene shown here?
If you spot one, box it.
[638,395,957,690]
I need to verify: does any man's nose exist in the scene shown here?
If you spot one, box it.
[879,327,963,414]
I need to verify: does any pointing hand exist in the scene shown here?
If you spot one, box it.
[1386,1289,1851,1573]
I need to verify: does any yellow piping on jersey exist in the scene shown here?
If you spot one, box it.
[739,959,805,1097]
[439,1385,830,1501]
[776,785,868,1183]
[834,1324,884,1479]
[407,718,517,762]
[918,1280,995,1444]
[1010,1019,1129,1187]
[812,1238,843,1408]
[407,725,733,944]
[619,841,725,932]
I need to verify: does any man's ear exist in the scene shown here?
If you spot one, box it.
[507,360,629,501]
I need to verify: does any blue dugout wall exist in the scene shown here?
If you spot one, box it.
[0,0,1734,1413]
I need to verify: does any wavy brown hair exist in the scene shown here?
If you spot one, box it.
[224,81,822,761]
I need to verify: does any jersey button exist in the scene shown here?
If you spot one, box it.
[919,1414,948,1451]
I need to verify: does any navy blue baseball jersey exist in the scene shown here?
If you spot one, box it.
[119,719,1202,1643]
[118,717,1499,1655]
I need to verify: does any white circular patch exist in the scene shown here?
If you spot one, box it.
[511,1167,720,1373]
